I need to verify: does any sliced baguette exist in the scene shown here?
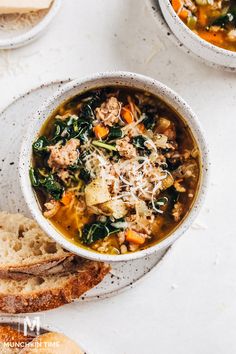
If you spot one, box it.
[0,212,80,279]
[0,325,33,353]
[0,260,109,313]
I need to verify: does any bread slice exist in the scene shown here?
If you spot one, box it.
[0,212,81,280]
[20,332,84,354]
[0,212,110,313]
[0,325,33,353]
[0,260,109,314]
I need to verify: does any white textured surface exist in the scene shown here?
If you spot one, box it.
[0,1,235,354]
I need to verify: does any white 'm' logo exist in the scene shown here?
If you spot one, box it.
[23,316,40,336]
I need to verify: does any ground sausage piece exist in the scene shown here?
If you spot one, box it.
[116,137,137,159]
[172,202,183,222]
[48,139,80,170]
[57,169,70,183]
[118,231,126,245]
[44,200,60,218]
[95,97,121,126]
[184,0,197,13]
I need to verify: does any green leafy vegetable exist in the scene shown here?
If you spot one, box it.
[79,168,91,183]
[39,174,64,200]
[132,135,152,156]
[81,218,124,245]
[149,197,169,213]
[132,135,147,149]
[52,114,93,143]
[80,104,95,120]
[154,197,168,208]
[68,152,91,184]
[92,140,117,151]
[107,126,123,140]
[81,89,106,109]
[211,8,236,27]
[132,136,151,156]
[29,168,64,200]
[32,136,49,155]
[111,151,121,162]
[142,113,156,130]
[29,168,39,187]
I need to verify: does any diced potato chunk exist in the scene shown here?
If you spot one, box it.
[85,178,111,207]
[161,174,174,190]
[151,216,164,236]
[154,134,168,148]
[99,199,127,219]
[156,117,171,133]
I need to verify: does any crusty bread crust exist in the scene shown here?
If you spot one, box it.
[0,324,34,343]
[0,262,110,314]
[0,255,84,280]
[20,332,84,354]
[0,324,34,353]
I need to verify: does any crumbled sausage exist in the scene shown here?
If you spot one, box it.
[44,200,60,218]
[173,160,198,179]
[95,97,121,126]
[129,242,140,252]
[76,198,87,213]
[48,139,80,170]
[118,231,126,245]
[57,169,70,183]
[126,214,154,235]
[55,113,71,121]
[174,180,186,193]
[172,202,183,222]
[228,29,236,42]
[120,244,128,254]
[116,137,137,159]
[184,0,197,13]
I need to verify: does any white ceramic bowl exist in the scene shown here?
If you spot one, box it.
[19,71,209,262]
[0,0,61,49]
[159,0,236,69]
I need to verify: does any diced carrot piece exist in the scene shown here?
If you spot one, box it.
[93,124,109,139]
[179,9,189,20]
[138,123,145,133]
[172,0,182,12]
[126,229,146,245]
[121,105,134,124]
[61,192,74,206]
[198,7,207,26]
[198,30,224,45]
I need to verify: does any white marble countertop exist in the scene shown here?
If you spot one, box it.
[0,1,236,353]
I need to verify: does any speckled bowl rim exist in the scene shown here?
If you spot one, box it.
[159,0,236,59]
[19,71,209,263]
[146,0,236,71]
[0,0,61,49]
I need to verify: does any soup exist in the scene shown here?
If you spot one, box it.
[172,0,236,52]
[30,86,201,255]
